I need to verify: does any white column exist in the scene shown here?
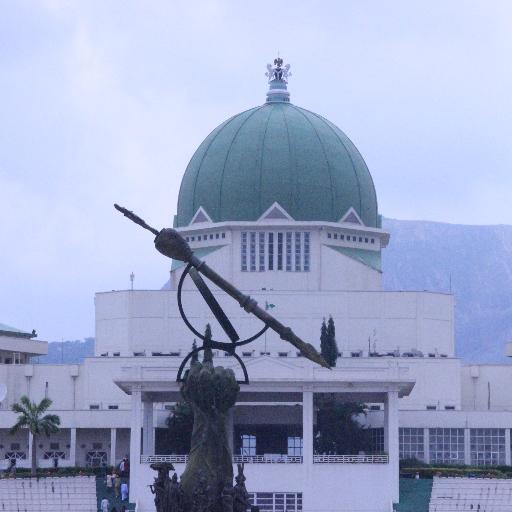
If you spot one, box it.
[505,429,511,466]
[423,428,430,464]
[28,431,33,470]
[386,391,399,504]
[302,389,314,512]
[110,428,117,467]
[142,401,154,455]
[464,428,471,465]
[129,388,142,492]
[70,428,77,467]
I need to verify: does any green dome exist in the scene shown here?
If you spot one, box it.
[176,102,378,227]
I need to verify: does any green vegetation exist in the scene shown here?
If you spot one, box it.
[320,316,338,367]
[314,398,369,455]
[10,396,60,476]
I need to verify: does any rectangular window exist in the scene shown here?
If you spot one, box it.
[286,232,292,271]
[294,232,301,271]
[108,405,119,410]
[259,232,265,271]
[470,428,506,466]
[304,232,310,271]
[250,232,256,272]
[340,234,344,240]
[287,437,303,456]
[277,233,283,270]
[327,233,331,239]
[429,428,465,464]
[10,443,20,451]
[241,434,256,456]
[370,428,384,453]
[268,233,274,270]
[334,233,338,239]
[241,232,247,271]
[399,428,424,461]
[89,404,100,410]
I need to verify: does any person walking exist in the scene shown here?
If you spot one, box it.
[100,496,109,512]
[114,473,121,498]
[121,481,129,501]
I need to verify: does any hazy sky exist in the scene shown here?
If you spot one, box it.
[1,1,511,341]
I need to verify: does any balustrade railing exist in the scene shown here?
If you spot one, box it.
[140,454,388,464]
[313,454,388,464]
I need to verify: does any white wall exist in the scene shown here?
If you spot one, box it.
[461,365,512,411]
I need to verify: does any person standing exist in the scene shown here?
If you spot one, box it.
[106,472,113,492]
[114,473,121,498]
[100,496,109,512]
[121,481,129,501]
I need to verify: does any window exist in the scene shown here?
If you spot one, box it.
[370,428,384,453]
[268,233,274,270]
[470,428,505,465]
[50,443,60,450]
[304,232,310,271]
[222,233,225,238]
[210,234,213,240]
[191,236,195,241]
[249,232,256,272]
[371,238,375,244]
[108,405,119,410]
[248,493,302,512]
[340,234,344,240]
[327,233,331,239]
[197,235,201,241]
[241,434,256,456]
[89,404,100,410]
[113,352,120,357]
[399,428,424,461]
[242,352,252,357]
[11,443,20,451]
[287,437,303,456]
[352,236,356,241]
[294,232,301,271]
[365,238,368,243]
[444,405,456,410]
[260,351,270,356]
[350,352,361,357]
[216,233,219,239]
[185,237,189,242]
[277,233,283,270]
[278,352,288,357]
[429,428,464,464]
[285,232,292,271]
[359,237,363,242]
[85,451,107,467]
[259,232,265,271]
[334,233,338,239]
[241,232,247,271]
[426,405,437,410]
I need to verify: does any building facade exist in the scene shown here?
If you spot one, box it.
[1,62,511,512]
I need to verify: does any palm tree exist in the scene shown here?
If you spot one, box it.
[10,396,60,476]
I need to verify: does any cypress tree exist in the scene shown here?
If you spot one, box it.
[320,318,329,363]
[326,316,338,367]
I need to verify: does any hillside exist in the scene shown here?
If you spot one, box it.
[382,218,512,363]
[34,337,94,364]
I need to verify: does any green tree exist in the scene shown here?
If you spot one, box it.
[320,318,329,363]
[165,401,194,454]
[203,323,213,362]
[10,396,60,476]
[326,316,338,367]
[320,317,338,367]
[314,398,369,455]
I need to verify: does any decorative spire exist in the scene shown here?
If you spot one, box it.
[265,57,291,103]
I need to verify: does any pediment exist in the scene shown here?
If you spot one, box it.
[258,202,294,221]
[339,207,364,226]
[190,207,212,225]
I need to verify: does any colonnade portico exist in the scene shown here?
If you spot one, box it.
[116,358,414,512]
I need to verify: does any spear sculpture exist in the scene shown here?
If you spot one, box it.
[114,204,330,369]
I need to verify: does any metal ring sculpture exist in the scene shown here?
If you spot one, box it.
[176,263,269,383]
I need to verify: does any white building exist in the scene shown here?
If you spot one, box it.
[1,63,511,512]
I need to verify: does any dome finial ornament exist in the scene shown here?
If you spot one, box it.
[265,57,291,103]
[265,57,292,83]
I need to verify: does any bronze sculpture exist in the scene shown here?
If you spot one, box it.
[115,204,329,512]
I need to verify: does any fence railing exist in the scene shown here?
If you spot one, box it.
[141,454,388,464]
[313,454,389,464]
